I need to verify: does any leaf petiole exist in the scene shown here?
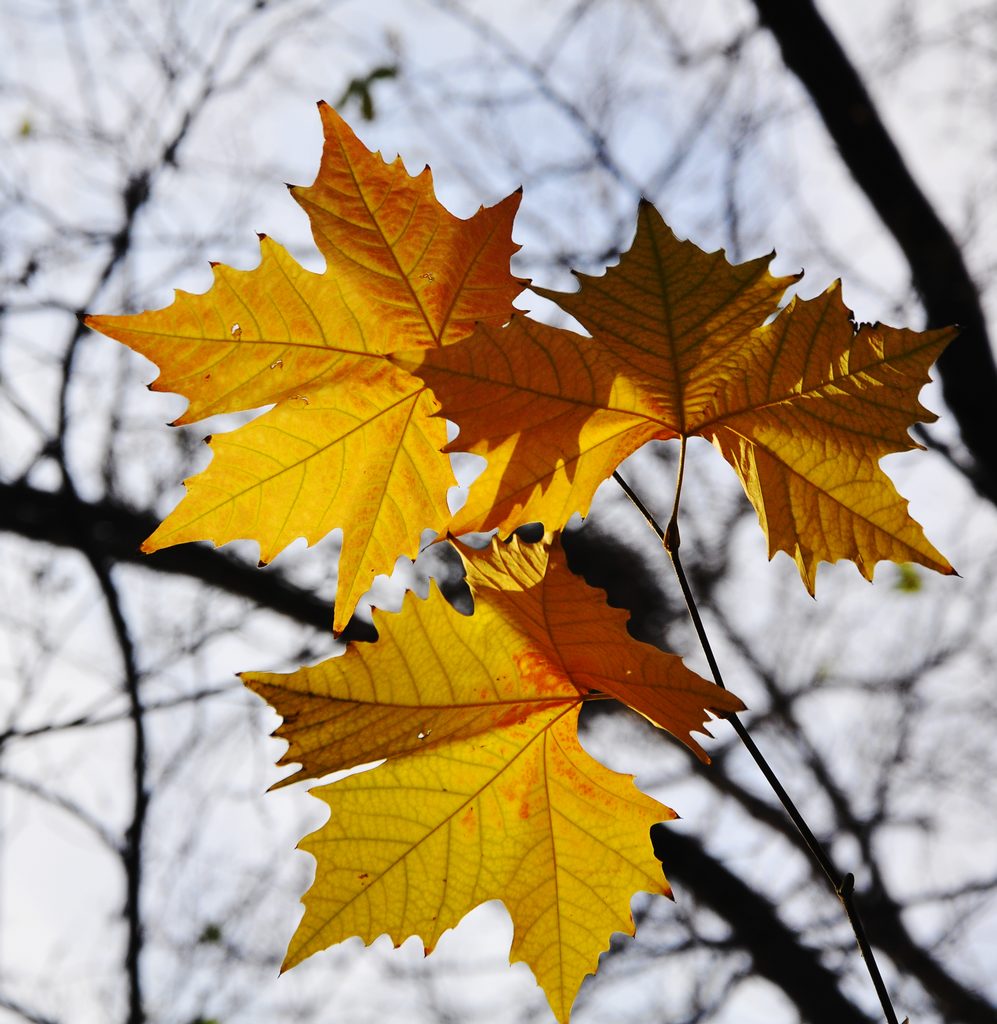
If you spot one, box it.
[614,456,902,1024]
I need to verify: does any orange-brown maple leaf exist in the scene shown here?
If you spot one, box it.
[412,202,954,588]
[243,536,743,1022]
[86,104,523,631]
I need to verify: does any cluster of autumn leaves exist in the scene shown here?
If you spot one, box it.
[87,105,953,1022]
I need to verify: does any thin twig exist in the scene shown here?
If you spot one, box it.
[613,453,902,1024]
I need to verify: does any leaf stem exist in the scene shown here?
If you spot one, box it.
[612,453,901,1024]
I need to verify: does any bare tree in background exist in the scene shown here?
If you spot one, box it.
[2,2,996,1023]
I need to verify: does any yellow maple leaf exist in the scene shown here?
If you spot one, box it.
[693,283,955,586]
[86,104,523,631]
[243,536,743,1022]
[412,201,954,588]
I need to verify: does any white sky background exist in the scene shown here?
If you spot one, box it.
[1,1,996,1022]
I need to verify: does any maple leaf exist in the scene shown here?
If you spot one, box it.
[412,201,955,588]
[243,536,743,1022]
[85,104,523,632]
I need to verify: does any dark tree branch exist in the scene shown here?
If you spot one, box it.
[651,825,878,1024]
[751,0,997,504]
[0,480,375,642]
